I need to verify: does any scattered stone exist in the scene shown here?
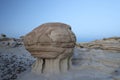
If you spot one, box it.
[0,34,35,80]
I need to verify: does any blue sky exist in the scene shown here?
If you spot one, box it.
[0,0,120,42]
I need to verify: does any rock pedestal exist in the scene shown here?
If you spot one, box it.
[23,22,76,74]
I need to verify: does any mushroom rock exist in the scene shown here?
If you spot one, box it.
[23,22,76,74]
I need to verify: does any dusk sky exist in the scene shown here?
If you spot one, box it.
[0,0,120,42]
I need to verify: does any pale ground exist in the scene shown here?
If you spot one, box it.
[17,47,120,80]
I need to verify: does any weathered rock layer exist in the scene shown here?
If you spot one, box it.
[24,22,76,74]
[77,37,120,52]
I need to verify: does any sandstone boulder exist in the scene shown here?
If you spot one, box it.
[23,22,76,74]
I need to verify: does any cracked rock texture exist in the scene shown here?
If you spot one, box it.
[24,22,76,74]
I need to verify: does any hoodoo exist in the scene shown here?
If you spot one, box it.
[23,22,76,74]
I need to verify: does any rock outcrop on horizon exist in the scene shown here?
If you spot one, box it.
[77,37,120,52]
[23,22,76,74]
[0,34,35,80]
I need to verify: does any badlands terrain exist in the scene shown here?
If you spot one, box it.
[0,34,120,80]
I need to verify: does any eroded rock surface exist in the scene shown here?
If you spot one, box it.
[24,22,76,74]
[72,47,120,80]
[77,37,120,52]
[0,34,35,80]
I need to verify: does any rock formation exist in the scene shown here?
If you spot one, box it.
[0,35,23,48]
[0,34,35,80]
[0,34,6,39]
[72,47,120,80]
[23,22,76,74]
[77,37,120,52]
